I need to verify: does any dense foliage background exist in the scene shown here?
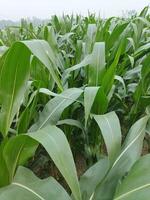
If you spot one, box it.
[0,6,150,200]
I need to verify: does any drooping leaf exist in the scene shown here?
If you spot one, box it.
[57,119,85,133]
[29,125,81,200]
[0,167,71,200]
[93,112,121,164]
[30,88,83,131]
[22,40,63,91]
[63,54,92,78]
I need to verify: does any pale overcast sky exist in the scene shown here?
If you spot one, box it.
[0,0,149,20]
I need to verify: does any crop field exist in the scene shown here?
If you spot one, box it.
[0,6,150,200]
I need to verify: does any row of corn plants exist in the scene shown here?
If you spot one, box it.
[0,6,150,200]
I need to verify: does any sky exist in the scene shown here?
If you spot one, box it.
[0,0,149,20]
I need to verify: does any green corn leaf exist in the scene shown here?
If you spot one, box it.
[80,157,109,200]
[57,119,85,133]
[0,140,10,187]
[107,23,128,50]
[30,88,83,131]
[85,24,97,53]
[84,87,99,127]
[0,42,31,137]
[92,87,108,115]
[0,167,71,200]
[29,125,82,200]
[0,135,37,186]
[102,40,124,95]
[93,115,149,200]
[88,42,106,86]
[93,112,121,164]
[114,154,150,200]
[22,40,63,91]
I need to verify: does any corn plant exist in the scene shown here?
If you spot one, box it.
[0,112,149,200]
